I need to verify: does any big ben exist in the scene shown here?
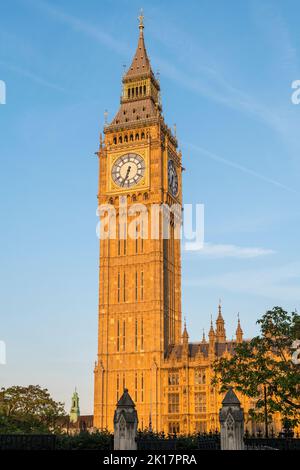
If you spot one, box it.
[93,13,284,437]
[94,13,182,432]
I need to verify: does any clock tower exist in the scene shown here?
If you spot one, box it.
[94,13,182,431]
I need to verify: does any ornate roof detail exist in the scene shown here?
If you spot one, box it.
[222,387,241,406]
[106,12,165,133]
[124,10,152,80]
[117,388,136,408]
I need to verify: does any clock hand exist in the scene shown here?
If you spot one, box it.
[122,166,131,186]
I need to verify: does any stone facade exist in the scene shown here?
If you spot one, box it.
[93,16,282,435]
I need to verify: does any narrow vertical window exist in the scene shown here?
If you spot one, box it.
[116,374,120,401]
[141,220,144,252]
[135,271,138,301]
[141,318,144,350]
[135,224,138,254]
[117,272,120,303]
[141,372,144,402]
[123,320,126,351]
[118,239,121,256]
[123,273,126,302]
[123,373,125,391]
[135,373,138,402]
[118,320,120,346]
[123,219,127,255]
[141,271,144,300]
[135,319,138,351]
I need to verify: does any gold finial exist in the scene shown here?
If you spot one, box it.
[138,8,144,31]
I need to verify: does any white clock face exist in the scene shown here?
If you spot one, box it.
[112,153,145,188]
[168,159,178,196]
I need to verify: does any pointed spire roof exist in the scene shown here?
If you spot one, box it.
[236,313,243,342]
[222,387,241,406]
[217,299,224,321]
[202,329,206,343]
[182,318,189,340]
[117,388,136,408]
[125,10,152,79]
[209,316,215,336]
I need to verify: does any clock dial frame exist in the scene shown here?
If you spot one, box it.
[168,159,178,196]
[111,153,146,188]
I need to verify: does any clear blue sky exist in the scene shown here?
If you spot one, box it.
[1,0,300,414]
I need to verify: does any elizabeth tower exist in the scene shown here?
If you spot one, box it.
[94,14,182,431]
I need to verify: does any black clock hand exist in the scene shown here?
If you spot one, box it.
[122,166,131,186]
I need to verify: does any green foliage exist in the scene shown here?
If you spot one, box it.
[136,429,219,450]
[56,430,113,450]
[213,307,300,428]
[0,385,66,434]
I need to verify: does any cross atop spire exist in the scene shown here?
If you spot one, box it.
[138,8,144,33]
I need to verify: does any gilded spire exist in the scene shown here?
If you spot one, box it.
[202,329,206,343]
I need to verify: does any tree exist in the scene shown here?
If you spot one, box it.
[0,385,66,434]
[212,307,300,435]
